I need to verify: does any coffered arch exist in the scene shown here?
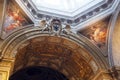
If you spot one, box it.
[0,25,110,79]
[13,36,95,80]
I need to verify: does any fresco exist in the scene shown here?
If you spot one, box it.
[2,0,33,38]
[79,17,110,48]
[89,25,107,47]
[3,8,25,33]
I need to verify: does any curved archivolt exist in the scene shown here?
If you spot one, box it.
[0,26,108,80]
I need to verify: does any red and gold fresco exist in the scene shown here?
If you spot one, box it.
[2,0,33,38]
[79,17,110,48]
[3,8,25,33]
[89,26,107,46]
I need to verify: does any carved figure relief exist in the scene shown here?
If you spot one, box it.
[39,18,73,36]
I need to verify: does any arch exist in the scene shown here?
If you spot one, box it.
[0,25,109,79]
[9,66,68,80]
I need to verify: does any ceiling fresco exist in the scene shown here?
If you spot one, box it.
[1,0,33,39]
[0,0,119,80]
[78,16,111,56]
[0,0,119,39]
[15,0,118,29]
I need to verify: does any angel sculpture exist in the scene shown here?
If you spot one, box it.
[39,20,52,33]
[62,25,71,35]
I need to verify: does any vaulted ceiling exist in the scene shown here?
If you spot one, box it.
[16,0,119,31]
[13,36,97,80]
[0,0,120,80]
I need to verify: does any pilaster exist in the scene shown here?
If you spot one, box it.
[0,59,14,80]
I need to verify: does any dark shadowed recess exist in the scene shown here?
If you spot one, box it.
[9,66,69,80]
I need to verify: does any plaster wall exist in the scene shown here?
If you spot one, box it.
[112,13,120,66]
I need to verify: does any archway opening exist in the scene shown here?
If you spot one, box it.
[11,36,96,80]
[9,66,68,80]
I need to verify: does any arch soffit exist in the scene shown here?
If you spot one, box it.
[0,26,108,71]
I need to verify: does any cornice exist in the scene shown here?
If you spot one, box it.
[0,24,109,69]
[15,0,118,30]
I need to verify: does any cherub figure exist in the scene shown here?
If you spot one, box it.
[39,20,52,33]
[90,26,107,47]
[4,9,24,32]
[62,24,71,35]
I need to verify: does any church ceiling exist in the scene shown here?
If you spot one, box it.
[0,1,118,79]
[13,36,98,80]
[0,0,119,39]
[15,0,119,30]
[0,19,109,79]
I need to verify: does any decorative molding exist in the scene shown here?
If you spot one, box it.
[0,24,112,79]
[0,0,7,37]
[0,24,108,70]
[108,1,120,67]
[15,0,117,28]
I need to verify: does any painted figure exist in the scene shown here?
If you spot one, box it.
[90,26,107,47]
[4,9,24,32]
